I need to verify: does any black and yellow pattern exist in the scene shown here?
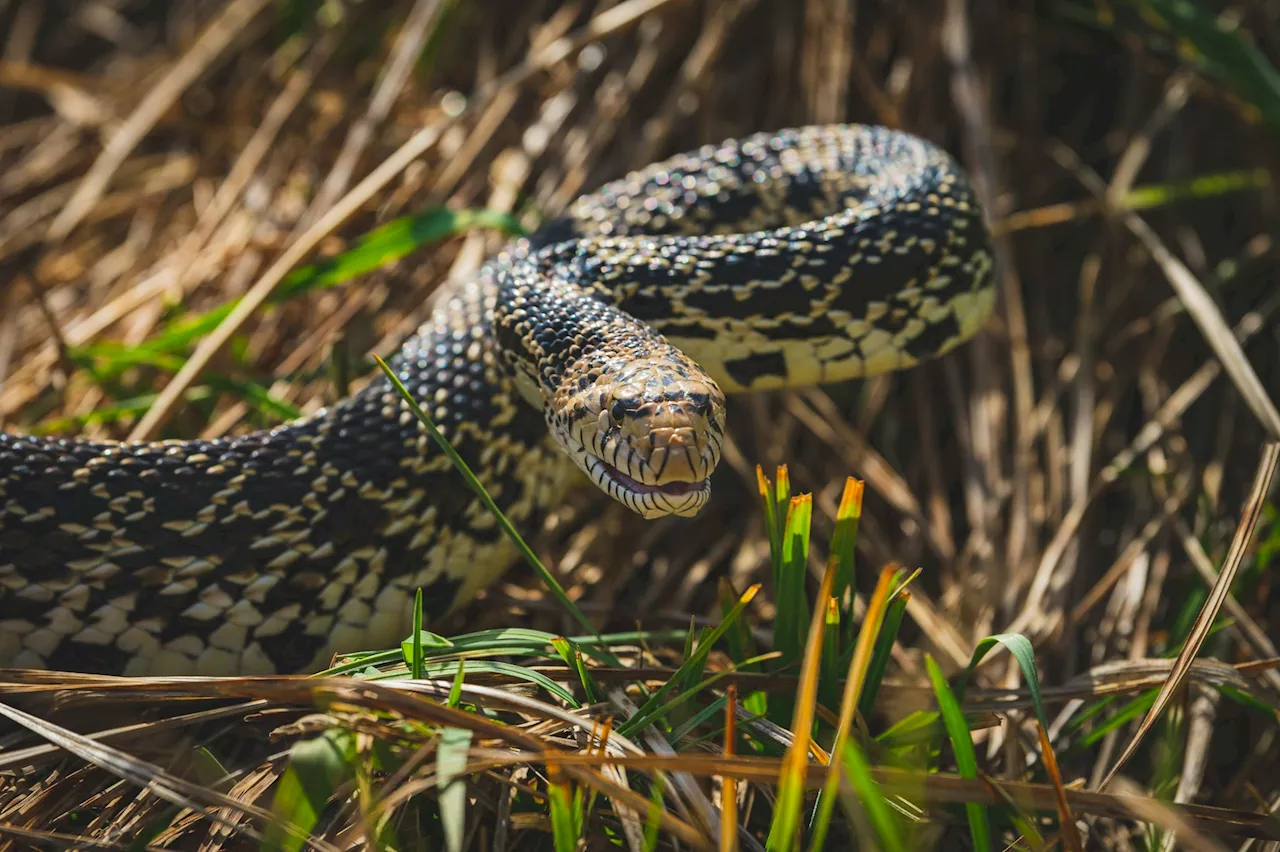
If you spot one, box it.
[0,124,994,676]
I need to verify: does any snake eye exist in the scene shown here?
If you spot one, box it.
[609,400,626,426]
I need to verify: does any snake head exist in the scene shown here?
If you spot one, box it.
[553,351,727,519]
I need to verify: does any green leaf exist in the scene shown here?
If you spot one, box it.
[643,774,666,852]
[616,585,759,737]
[437,727,473,852]
[400,628,454,671]
[955,633,1049,734]
[410,588,424,680]
[191,746,230,789]
[447,659,465,708]
[124,805,182,852]
[819,596,843,713]
[774,494,813,673]
[1123,169,1270,210]
[858,591,909,721]
[1215,682,1280,717]
[551,636,600,704]
[1124,0,1280,133]
[1080,690,1160,748]
[379,659,581,707]
[278,207,523,302]
[264,728,354,852]
[548,775,583,852]
[828,478,863,645]
[925,654,990,852]
[374,354,616,663]
[818,737,906,852]
[147,207,522,357]
[757,466,784,581]
[625,651,780,742]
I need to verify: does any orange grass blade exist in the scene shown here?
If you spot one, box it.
[1039,722,1083,852]
[765,554,839,850]
[721,683,739,852]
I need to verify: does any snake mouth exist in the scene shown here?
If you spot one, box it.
[579,451,711,519]
[599,459,705,497]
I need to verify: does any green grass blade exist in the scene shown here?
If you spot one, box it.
[191,746,230,789]
[143,207,524,357]
[1124,169,1270,210]
[666,694,730,746]
[400,629,453,671]
[767,557,839,852]
[437,727,473,852]
[1126,0,1280,132]
[828,477,863,643]
[774,494,813,677]
[819,596,842,712]
[1215,683,1279,716]
[58,206,521,415]
[279,207,523,302]
[319,627,686,677]
[757,465,783,581]
[643,774,666,852]
[719,578,769,718]
[1079,690,1160,748]
[60,345,302,426]
[719,578,760,671]
[925,654,991,852]
[857,590,909,721]
[775,465,791,522]
[875,709,946,748]
[547,771,582,852]
[30,387,214,434]
[373,354,613,660]
[447,659,465,708]
[815,737,906,852]
[874,709,993,750]
[410,588,424,680]
[623,651,780,740]
[551,636,601,704]
[263,728,354,852]
[956,632,1049,734]
[379,659,582,706]
[615,584,760,737]
[809,564,904,847]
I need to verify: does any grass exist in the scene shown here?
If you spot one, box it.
[1,458,1276,849]
[4,0,1280,849]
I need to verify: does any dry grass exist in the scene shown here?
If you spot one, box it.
[3,0,1280,849]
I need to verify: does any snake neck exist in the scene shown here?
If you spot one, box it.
[0,276,573,675]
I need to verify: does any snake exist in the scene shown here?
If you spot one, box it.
[0,124,995,676]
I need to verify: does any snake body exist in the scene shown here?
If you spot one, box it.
[0,125,994,676]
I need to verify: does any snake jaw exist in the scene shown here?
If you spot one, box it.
[564,418,722,519]
[587,453,711,519]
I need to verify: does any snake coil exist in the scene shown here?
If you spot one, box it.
[0,124,994,676]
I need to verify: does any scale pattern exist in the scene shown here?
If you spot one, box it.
[0,124,995,675]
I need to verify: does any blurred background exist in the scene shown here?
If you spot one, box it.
[2,0,1280,844]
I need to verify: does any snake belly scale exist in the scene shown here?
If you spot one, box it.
[0,124,995,676]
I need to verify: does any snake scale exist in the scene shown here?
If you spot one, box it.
[0,124,995,676]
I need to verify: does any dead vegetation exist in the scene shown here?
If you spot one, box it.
[2,0,1280,849]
